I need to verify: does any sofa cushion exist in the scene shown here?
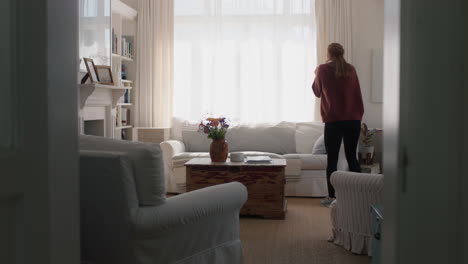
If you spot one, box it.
[171,117,200,141]
[182,130,211,152]
[79,135,165,206]
[174,119,297,154]
[227,126,296,154]
[283,154,327,170]
[295,122,324,154]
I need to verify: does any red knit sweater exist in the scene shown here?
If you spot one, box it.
[312,63,364,123]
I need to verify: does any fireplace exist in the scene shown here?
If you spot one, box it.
[79,83,126,139]
[84,119,105,137]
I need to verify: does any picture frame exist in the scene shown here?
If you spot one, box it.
[95,65,114,85]
[83,58,99,83]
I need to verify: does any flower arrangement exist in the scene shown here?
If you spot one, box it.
[198,117,230,140]
[360,123,377,147]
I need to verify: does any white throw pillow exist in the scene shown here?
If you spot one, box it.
[312,135,327,154]
[171,117,200,141]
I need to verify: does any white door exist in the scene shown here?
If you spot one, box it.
[0,0,80,263]
[383,0,467,263]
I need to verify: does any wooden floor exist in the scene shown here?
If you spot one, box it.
[240,198,371,264]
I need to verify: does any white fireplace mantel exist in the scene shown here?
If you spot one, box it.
[78,83,132,138]
[79,83,131,109]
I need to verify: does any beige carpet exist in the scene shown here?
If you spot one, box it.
[240,198,371,264]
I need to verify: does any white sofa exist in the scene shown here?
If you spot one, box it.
[161,119,347,197]
[79,135,247,264]
[330,171,384,256]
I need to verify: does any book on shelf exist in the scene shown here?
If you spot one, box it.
[112,28,118,54]
[121,36,134,58]
[116,106,120,126]
[124,89,131,103]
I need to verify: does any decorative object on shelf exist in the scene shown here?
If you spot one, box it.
[122,80,133,87]
[81,58,99,84]
[95,65,114,85]
[121,64,127,80]
[359,123,377,165]
[198,117,230,162]
[121,108,128,126]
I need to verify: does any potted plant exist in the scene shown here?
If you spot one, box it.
[199,117,230,162]
[359,123,377,165]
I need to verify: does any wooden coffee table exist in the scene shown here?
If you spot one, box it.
[185,158,287,219]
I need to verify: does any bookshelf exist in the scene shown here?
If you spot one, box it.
[111,0,137,140]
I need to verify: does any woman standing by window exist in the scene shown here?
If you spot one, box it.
[312,43,364,207]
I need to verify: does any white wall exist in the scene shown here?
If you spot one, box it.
[121,0,137,10]
[352,0,384,129]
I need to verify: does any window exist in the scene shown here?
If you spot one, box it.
[174,0,317,123]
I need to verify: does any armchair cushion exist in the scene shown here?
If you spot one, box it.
[134,182,248,237]
[80,135,166,206]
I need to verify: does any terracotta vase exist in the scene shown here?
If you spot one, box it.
[210,139,228,162]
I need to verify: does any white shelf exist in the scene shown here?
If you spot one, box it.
[117,103,133,107]
[112,0,137,20]
[112,53,134,62]
[81,83,131,90]
[115,125,133,130]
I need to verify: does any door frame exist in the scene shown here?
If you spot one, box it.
[382,0,467,263]
[0,0,80,263]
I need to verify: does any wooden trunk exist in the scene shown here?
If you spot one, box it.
[185,158,287,219]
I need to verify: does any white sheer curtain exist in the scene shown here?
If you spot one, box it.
[136,0,174,127]
[314,0,353,120]
[173,0,317,123]
[315,0,352,63]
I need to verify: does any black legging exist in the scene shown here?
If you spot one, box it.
[324,120,362,198]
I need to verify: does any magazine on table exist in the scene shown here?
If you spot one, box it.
[245,156,272,163]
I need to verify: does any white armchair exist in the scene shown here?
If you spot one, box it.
[329,171,383,256]
[79,136,247,264]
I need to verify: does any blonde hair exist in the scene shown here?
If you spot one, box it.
[327,43,351,79]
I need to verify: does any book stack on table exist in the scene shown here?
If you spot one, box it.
[245,156,272,163]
